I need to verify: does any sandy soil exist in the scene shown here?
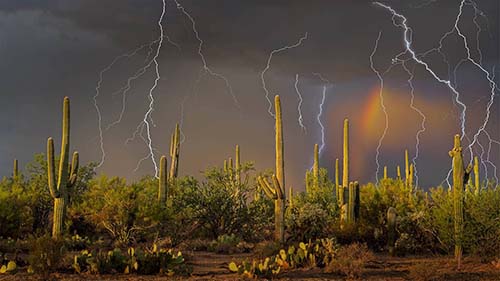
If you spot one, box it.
[1,252,499,280]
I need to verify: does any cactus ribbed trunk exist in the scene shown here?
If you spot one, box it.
[397,166,401,180]
[449,134,470,269]
[13,159,18,179]
[235,145,241,185]
[313,144,319,191]
[169,124,180,180]
[405,149,409,185]
[474,156,479,194]
[48,97,79,239]
[274,95,285,243]
[335,158,339,200]
[383,166,388,180]
[52,197,66,238]
[289,186,293,209]
[408,164,414,189]
[158,156,168,204]
[341,119,349,223]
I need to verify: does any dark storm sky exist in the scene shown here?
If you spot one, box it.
[0,0,499,189]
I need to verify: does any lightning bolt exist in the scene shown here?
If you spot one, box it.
[261,33,308,117]
[375,0,499,186]
[401,61,427,188]
[173,0,239,108]
[294,74,307,133]
[369,30,389,183]
[135,0,167,177]
[311,73,331,158]
[93,42,156,168]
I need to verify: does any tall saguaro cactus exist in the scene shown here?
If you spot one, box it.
[473,156,479,194]
[339,119,349,223]
[347,181,360,224]
[169,124,181,180]
[235,145,241,185]
[13,159,18,179]
[47,97,79,238]
[335,158,339,199]
[158,156,168,204]
[257,95,285,243]
[449,134,472,269]
[313,144,319,191]
[404,149,409,185]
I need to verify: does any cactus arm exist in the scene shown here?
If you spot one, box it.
[257,176,276,199]
[47,137,60,198]
[68,152,79,187]
[272,174,284,199]
[158,155,167,203]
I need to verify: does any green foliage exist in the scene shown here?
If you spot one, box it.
[358,180,438,254]
[177,164,254,240]
[73,245,190,276]
[430,186,500,260]
[76,175,162,245]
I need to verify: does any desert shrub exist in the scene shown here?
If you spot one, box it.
[430,186,500,260]
[176,165,253,240]
[359,180,438,254]
[286,201,332,242]
[326,243,373,279]
[0,178,32,238]
[76,176,161,245]
[246,195,274,242]
[27,234,67,274]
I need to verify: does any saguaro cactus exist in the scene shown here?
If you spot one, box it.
[13,159,18,179]
[313,144,319,191]
[404,149,409,185]
[235,145,241,185]
[387,207,397,256]
[47,97,79,238]
[158,156,168,204]
[449,134,472,269]
[257,95,285,243]
[473,156,479,194]
[383,166,388,180]
[340,119,349,222]
[347,181,360,224]
[335,158,339,199]
[408,164,414,189]
[169,124,181,180]
[396,165,401,180]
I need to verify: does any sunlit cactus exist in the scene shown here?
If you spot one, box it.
[397,165,401,180]
[169,123,181,180]
[405,149,409,185]
[449,134,472,269]
[387,207,397,256]
[335,158,339,197]
[257,95,285,243]
[235,145,241,185]
[408,164,414,189]
[383,166,388,180]
[313,144,319,191]
[13,159,18,179]
[340,118,349,223]
[158,156,168,204]
[473,156,479,194]
[347,181,360,224]
[47,97,79,238]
